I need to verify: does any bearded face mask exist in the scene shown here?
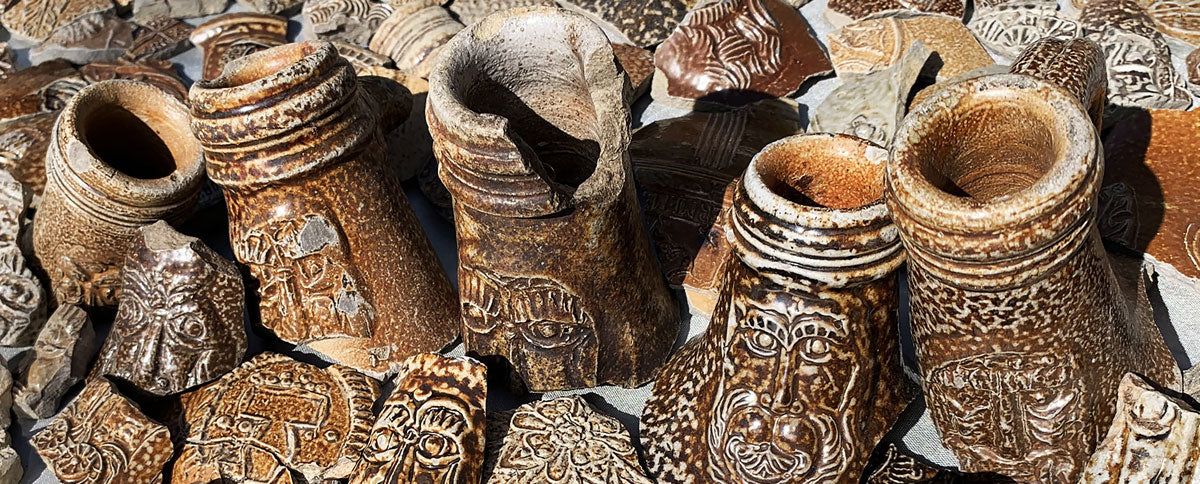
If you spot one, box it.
[641,134,910,484]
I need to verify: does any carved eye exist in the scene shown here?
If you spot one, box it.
[415,432,461,467]
[171,316,208,344]
[520,320,589,349]
[799,337,834,364]
[744,330,778,357]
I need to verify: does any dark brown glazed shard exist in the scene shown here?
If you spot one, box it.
[91,221,245,396]
[369,1,462,79]
[630,99,802,290]
[611,43,654,100]
[32,80,204,308]
[190,41,458,376]
[1100,109,1200,286]
[888,74,1180,483]
[653,0,833,108]
[349,353,486,484]
[491,396,653,483]
[0,113,55,198]
[0,61,87,123]
[13,304,96,420]
[825,0,965,26]
[1082,373,1200,482]
[481,409,516,482]
[1008,37,1107,129]
[642,134,909,484]
[79,59,189,101]
[428,7,679,392]
[303,0,392,47]
[559,0,689,47]
[174,353,379,483]
[125,17,194,61]
[189,13,288,81]
[33,377,173,483]
[0,0,112,42]
[1081,0,1192,110]
[29,13,135,65]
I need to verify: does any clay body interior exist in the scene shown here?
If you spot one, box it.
[73,85,200,181]
[755,134,886,210]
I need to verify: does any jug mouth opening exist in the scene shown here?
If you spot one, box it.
[754,134,886,211]
[219,42,317,89]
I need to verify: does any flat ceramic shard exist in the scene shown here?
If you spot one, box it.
[191,42,458,376]
[1082,373,1200,482]
[1082,0,1193,110]
[302,0,391,46]
[491,397,653,484]
[1189,47,1200,85]
[968,1,1083,59]
[428,7,679,391]
[0,171,45,347]
[0,60,87,123]
[558,0,689,46]
[32,377,172,483]
[13,304,95,420]
[826,12,994,81]
[0,44,14,79]
[131,0,228,22]
[368,1,462,78]
[810,41,931,147]
[29,13,134,65]
[332,40,393,70]
[79,59,189,101]
[1137,0,1200,45]
[349,353,486,484]
[448,0,556,25]
[629,99,802,293]
[125,17,194,61]
[653,0,833,108]
[642,134,909,484]
[825,0,966,26]
[91,221,246,396]
[173,353,379,483]
[0,0,112,42]
[0,171,29,252]
[888,74,1180,483]
[190,13,288,81]
[0,112,54,202]
[866,445,959,483]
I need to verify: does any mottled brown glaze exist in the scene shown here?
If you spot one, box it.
[1083,373,1200,482]
[13,304,96,419]
[350,353,486,484]
[1189,47,1200,85]
[642,134,909,484]
[1137,0,1200,45]
[79,59,189,101]
[825,0,965,26]
[190,41,458,376]
[0,113,56,198]
[369,0,462,79]
[428,7,678,392]
[559,0,689,47]
[28,13,134,65]
[91,221,245,396]
[33,377,173,483]
[0,60,87,123]
[611,43,654,100]
[1008,37,1107,130]
[174,352,379,483]
[0,171,45,347]
[0,0,112,42]
[653,0,832,108]
[303,0,392,47]
[125,17,194,61]
[827,12,994,81]
[190,12,288,81]
[491,396,653,483]
[888,74,1180,483]
[32,80,204,308]
[1081,0,1192,110]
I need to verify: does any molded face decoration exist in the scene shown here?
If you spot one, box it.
[352,353,486,484]
[93,222,245,396]
[705,270,864,483]
[459,265,597,390]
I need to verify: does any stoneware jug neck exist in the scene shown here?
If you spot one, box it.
[190,41,374,188]
[49,80,204,228]
[887,74,1100,291]
[733,133,903,288]
[427,6,631,219]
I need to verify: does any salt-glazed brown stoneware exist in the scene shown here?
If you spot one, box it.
[190,12,288,81]
[0,171,46,347]
[1083,373,1200,483]
[349,353,487,484]
[189,41,458,377]
[33,377,173,483]
[91,221,245,396]
[1008,37,1107,130]
[32,80,205,308]
[641,133,909,484]
[491,396,654,484]
[13,304,96,419]
[428,7,678,392]
[369,0,462,79]
[653,0,833,108]
[887,74,1180,483]
[825,0,966,27]
[174,352,379,483]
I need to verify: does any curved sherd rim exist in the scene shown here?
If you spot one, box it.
[427,6,630,218]
[732,133,904,287]
[190,41,335,113]
[55,79,205,209]
[888,74,1097,238]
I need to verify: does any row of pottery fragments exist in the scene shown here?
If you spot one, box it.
[0,4,1195,484]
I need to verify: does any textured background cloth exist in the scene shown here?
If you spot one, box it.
[8,0,1200,481]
